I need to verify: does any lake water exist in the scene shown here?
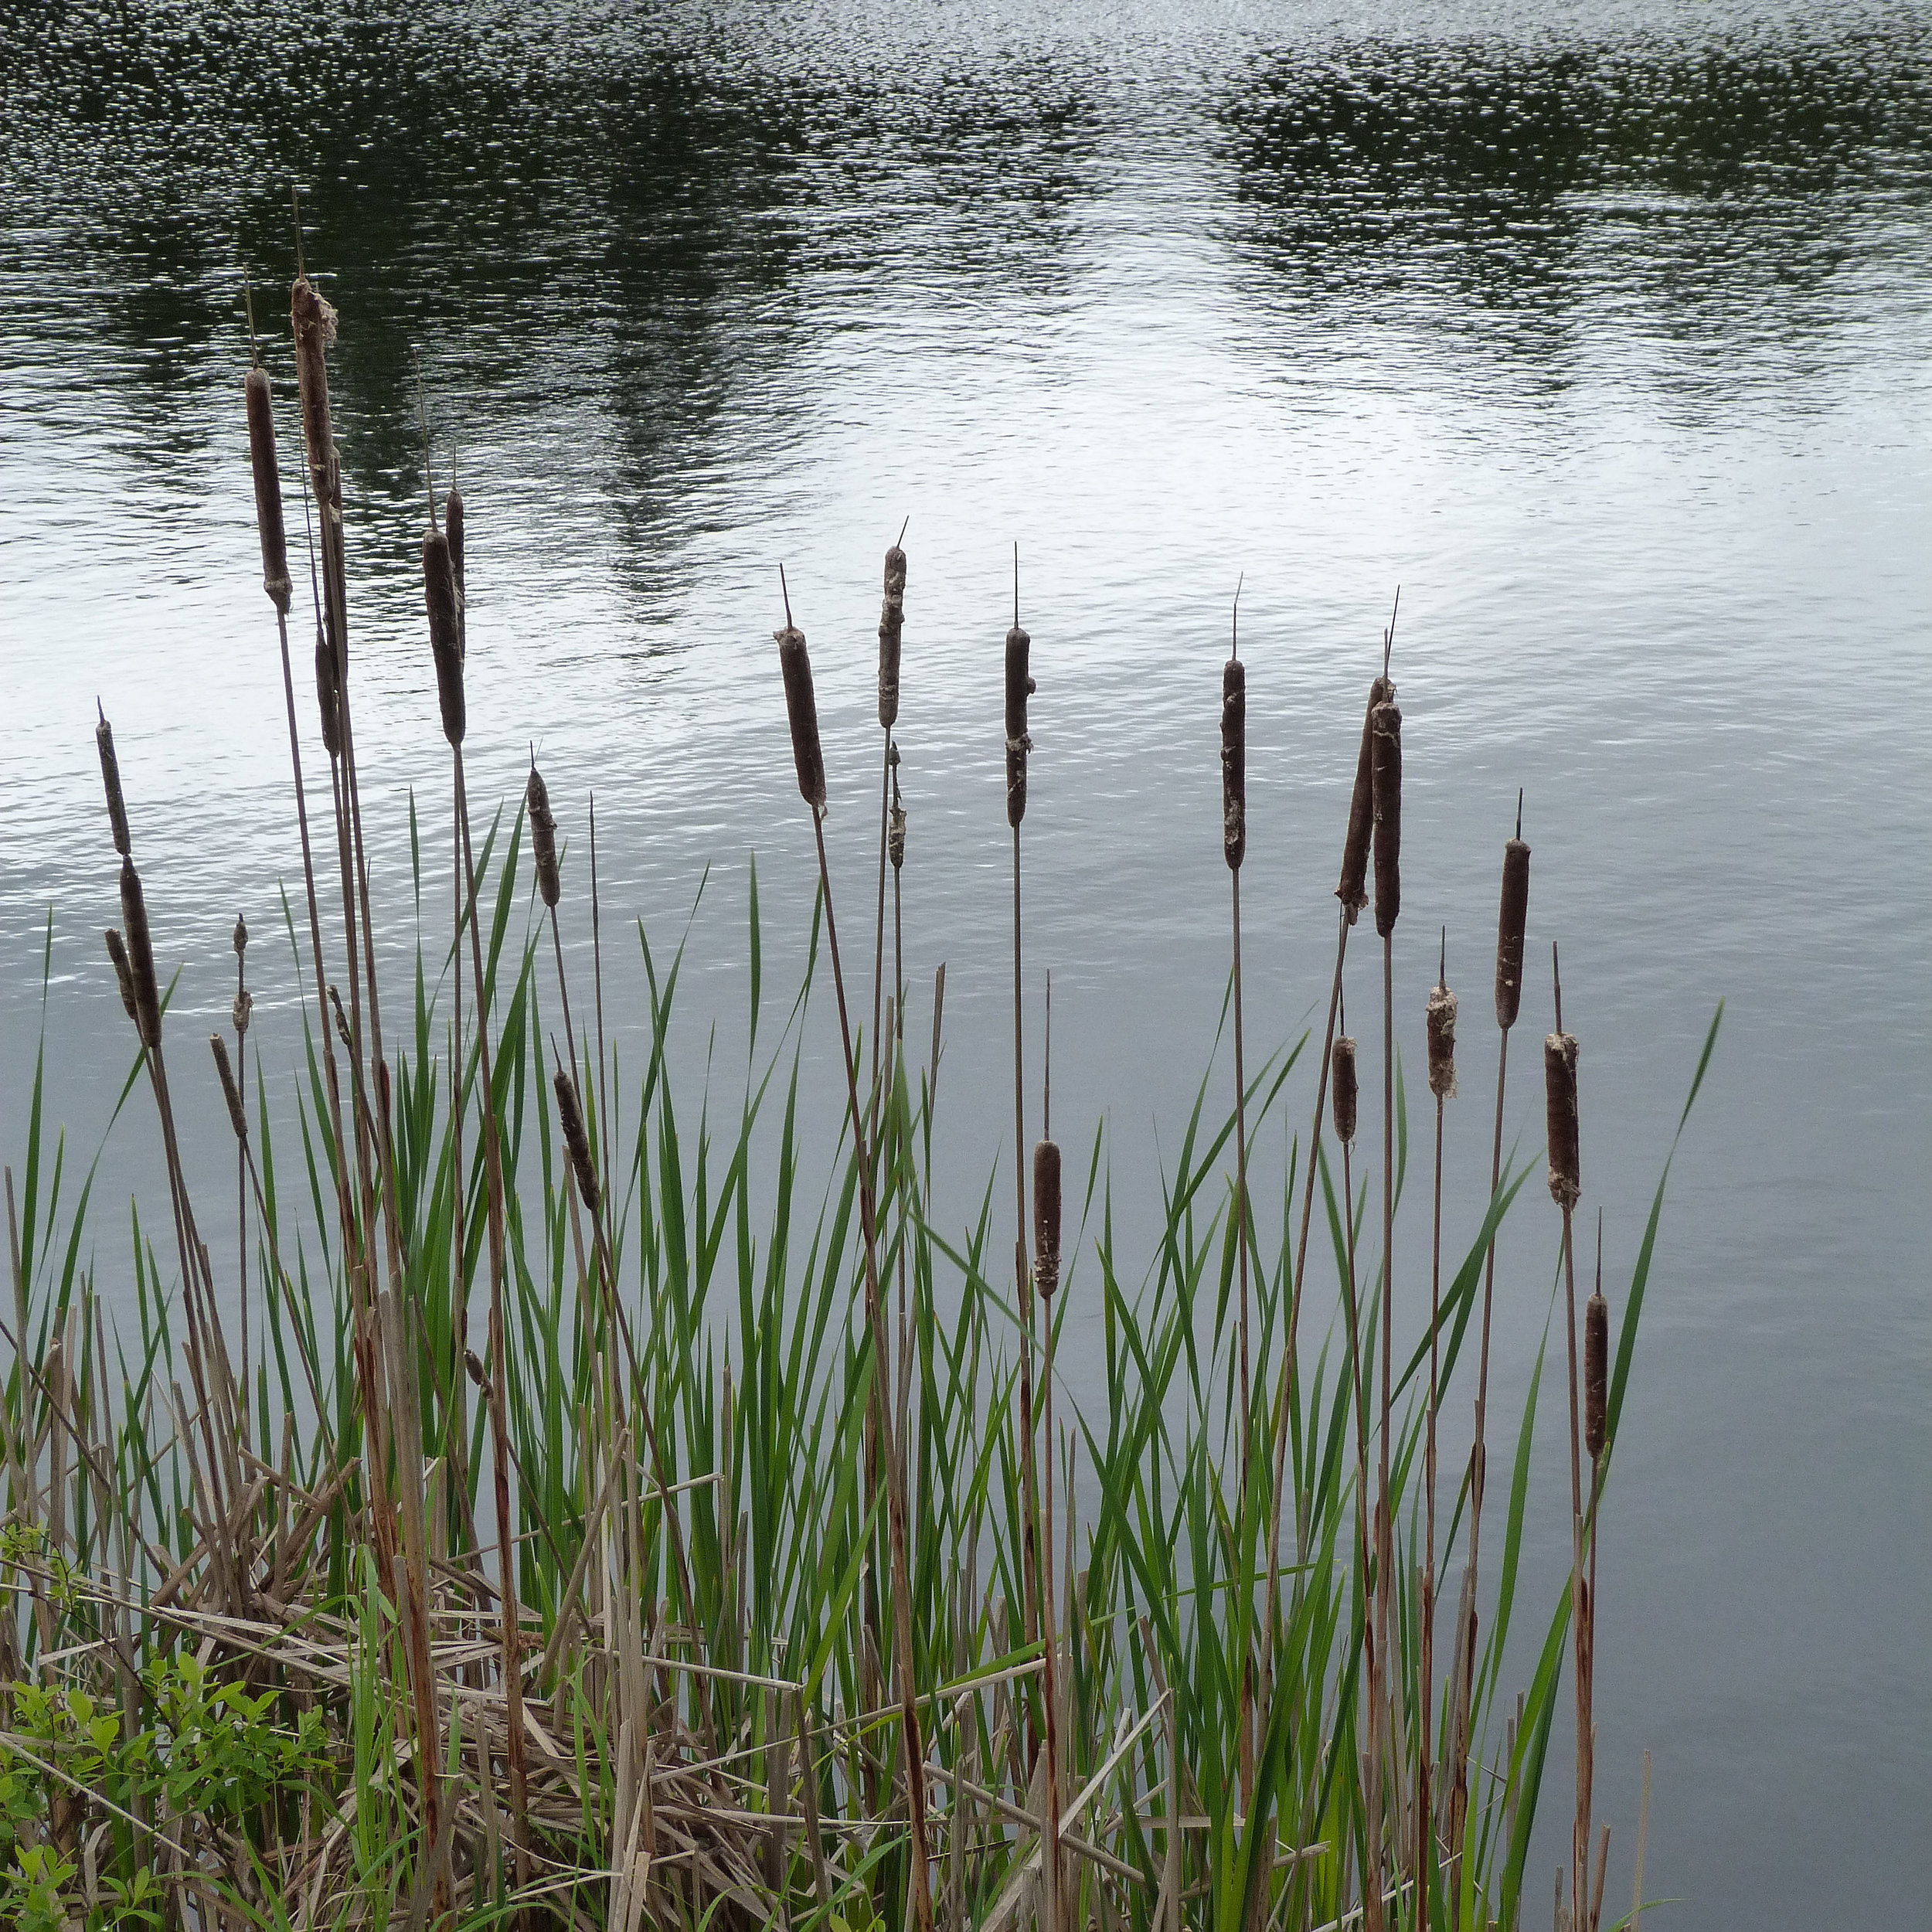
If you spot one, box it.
[3,1,1929,1922]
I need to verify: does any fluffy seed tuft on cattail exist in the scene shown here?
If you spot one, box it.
[1032,1138,1063,1298]
[1005,614,1033,830]
[1371,700,1402,938]
[527,766,561,908]
[777,611,827,815]
[878,541,906,730]
[104,930,138,1025]
[1584,1290,1608,1460]
[1496,830,1531,1031]
[1332,1036,1359,1145]
[1544,1029,1580,1207]
[290,277,339,488]
[233,985,253,1039]
[211,1035,250,1144]
[423,529,465,747]
[1335,675,1394,921]
[244,367,292,613]
[1427,981,1458,1101]
[1221,656,1246,872]
[97,709,131,859]
[553,1067,601,1213]
[118,859,163,1050]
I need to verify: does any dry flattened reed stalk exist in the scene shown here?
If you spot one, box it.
[423,529,465,748]
[244,367,292,614]
[1332,1035,1359,1146]
[96,709,130,859]
[553,1064,601,1215]
[1336,675,1394,921]
[527,766,561,909]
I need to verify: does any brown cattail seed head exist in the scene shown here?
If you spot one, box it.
[527,767,561,908]
[1370,700,1402,938]
[1495,838,1531,1030]
[1426,983,1458,1100]
[314,628,342,758]
[1221,657,1246,872]
[244,367,292,613]
[889,758,906,872]
[878,543,906,730]
[233,913,247,957]
[1331,1036,1359,1145]
[211,1035,250,1144]
[1584,1291,1609,1460]
[1005,621,1034,828]
[777,622,827,814]
[96,711,131,858]
[118,859,162,1049]
[1544,1029,1580,1207]
[1335,674,1393,921]
[1032,1138,1063,1298]
[104,929,138,1024]
[423,529,465,747]
[232,985,253,1039]
[553,1068,601,1213]
[445,485,465,605]
[290,277,338,500]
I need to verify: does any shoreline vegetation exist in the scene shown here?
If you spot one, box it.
[0,257,1717,1932]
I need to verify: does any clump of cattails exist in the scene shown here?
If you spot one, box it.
[244,367,292,614]
[1332,1035,1359,1145]
[527,766,561,909]
[1222,654,1246,871]
[777,594,826,817]
[1005,597,1033,830]
[1371,699,1402,937]
[1335,675,1394,921]
[553,1067,601,1214]
[879,540,906,730]
[97,709,131,859]
[423,529,465,748]
[1032,1138,1062,1299]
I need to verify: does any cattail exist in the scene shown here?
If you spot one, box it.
[244,367,292,613]
[104,929,138,1025]
[888,750,906,872]
[211,1035,250,1144]
[1221,657,1246,872]
[233,985,253,1039]
[290,277,338,491]
[1544,1029,1580,1208]
[1332,1036,1359,1145]
[1032,1138,1063,1298]
[777,614,827,815]
[233,913,248,957]
[1496,830,1531,1031]
[1427,982,1458,1100]
[1583,1291,1608,1460]
[96,709,131,858]
[315,626,342,758]
[445,485,466,613]
[527,767,561,908]
[423,528,465,747]
[878,543,906,730]
[1005,614,1033,831]
[1335,675,1394,920]
[553,1068,601,1213]
[118,859,162,1049]
[1371,700,1401,938]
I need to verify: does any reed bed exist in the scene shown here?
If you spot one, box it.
[0,267,1721,1932]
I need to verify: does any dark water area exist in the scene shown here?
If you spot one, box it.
[3,2,1930,1923]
